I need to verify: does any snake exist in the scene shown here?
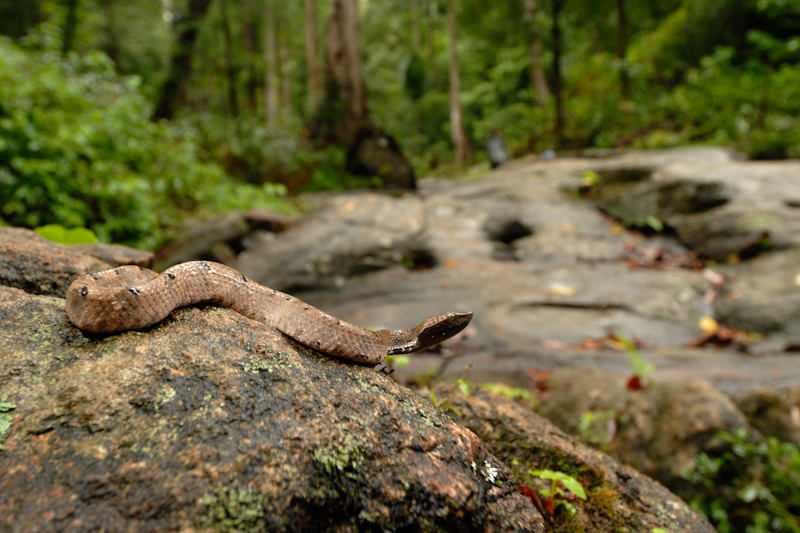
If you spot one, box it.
[65,261,473,364]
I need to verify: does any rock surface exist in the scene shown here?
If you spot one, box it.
[436,383,716,532]
[0,286,541,532]
[0,234,715,532]
[536,367,750,487]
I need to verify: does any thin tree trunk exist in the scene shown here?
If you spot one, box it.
[61,0,80,54]
[242,10,258,111]
[264,0,278,126]
[524,0,550,108]
[318,0,367,144]
[280,39,292,121]
[551,0,564,148]
[305,0,321,110]
[410,0,421,54]
[616,0,629,99]
[425,0,437,86]
[99,0,119,66]
[446,0,471,167]
[220,0,239,116]
[152,0,214,121]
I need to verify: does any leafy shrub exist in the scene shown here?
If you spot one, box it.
[187,112,352,192]
[682,428,800,533]
[0,34,289,250]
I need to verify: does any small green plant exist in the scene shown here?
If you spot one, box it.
[34,224,98,244]
[577,410,617,446]
[430,365,473,417]
[528,469,587,516]
[0,395,17,451]
[617,335,654,390]
[384,354,410,369]
[682,428,800,533]
[479,383,539,409]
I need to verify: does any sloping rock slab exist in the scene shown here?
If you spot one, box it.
[235,193,429,291]
[585,149,800,260]
[536,367,749,487]
[716,249,800,344]
[434,383,715,532]
[0,227,113,297]
[0,289,542,533]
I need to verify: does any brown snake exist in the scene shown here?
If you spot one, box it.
[66,261,473,364]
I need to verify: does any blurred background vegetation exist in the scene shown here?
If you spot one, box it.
[1,0,800,249]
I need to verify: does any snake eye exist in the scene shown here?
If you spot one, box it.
[81,286,88,296]
[127,287,141,295]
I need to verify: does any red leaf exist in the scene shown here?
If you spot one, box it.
[626,375,644,391]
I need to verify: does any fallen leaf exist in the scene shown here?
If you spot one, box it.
[702,268,725,287]
[547,283,576,297]
[698,316,719,336]
[626,375,645,391]
[443,258,458,267]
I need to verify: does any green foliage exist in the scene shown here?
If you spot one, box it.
[187,112,349,193]
[34,224,97,244]
[529,468,588,516]
[619,336,655,382]
[0,36,290,250]
[0,394,16,452]
[683,428,800,533]
[479,383,538,409]
[200,486,266,533]
[577,410,616,446]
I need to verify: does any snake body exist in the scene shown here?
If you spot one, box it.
[66,261,472,364]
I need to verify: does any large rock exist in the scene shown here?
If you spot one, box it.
[585,147,800,260]
[235,193,430,291]
[435,382,716,532]
[537,367,750,488]
[0,233,716,532]
[0,227,151,298]
[715,249,800,344]
[0,286,542,532]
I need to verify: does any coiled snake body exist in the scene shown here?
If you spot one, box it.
[66,261,472,364]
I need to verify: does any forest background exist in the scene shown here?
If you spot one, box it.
[1,0,800,250]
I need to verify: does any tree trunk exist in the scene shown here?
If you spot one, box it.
[61,0,80,55]
[307,0,415,189]
[99,0,119,66]
[280,39,292,121]
[264,0,279,126]
[551,0,564,148]
[151,0,214,121]
[524,0,550,108]
[220,0,239,116]
[242,11,258,111]
[313,0,367,145]
[446,0,472,167]
[410,0,421,54]
[305,0,321,111]
[616,0,629,99]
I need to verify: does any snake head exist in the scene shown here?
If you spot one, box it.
[414,311,473,350]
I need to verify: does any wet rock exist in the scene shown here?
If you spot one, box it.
[715,249,800,347]
[69,243,153,268]
[537,367,750,488]
[0,227,113,297]
[235,193,430,291]
[346,127,416,189]
[585,148,800,260]
[0,288,542,533]
[436,382,716,532]
[154,210,249,270]
[735,386,800,447]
